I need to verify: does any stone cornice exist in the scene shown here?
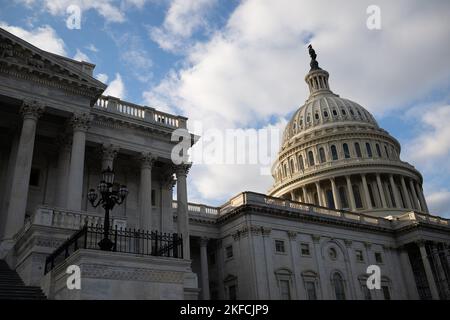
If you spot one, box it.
[0,31,106,101]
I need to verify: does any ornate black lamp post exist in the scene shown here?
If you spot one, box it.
[87,167,128,251]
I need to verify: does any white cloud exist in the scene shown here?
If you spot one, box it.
[86,44,99,52]
[426,190,450,218]
[73,49,90,62]
[15,0,125,23]
[104,73,125,99]
[149,0,217,52]
[144,0,450,204]
[0,22,66,55]
[96,73,109,83]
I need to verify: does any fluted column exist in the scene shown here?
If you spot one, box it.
[139,152,156,231]
[361,174,372,210]
[376,174,388,208]
[3,101,44,239]
[415,182,429,213]
[400,176,412,209]
[67,113,90,211]
[199,237,210,300]
[389,174,402,209]
[175,163,192,259]
[55,135,72,208]
[315,182,323,206]
[290,190,296,201]
[330,178,341,209]
[409,179,421,211]
[345,176,356,211]
[417,241,440,299]
[101,144,119,170]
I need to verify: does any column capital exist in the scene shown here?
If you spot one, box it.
[287,230,297,240]
[139,152,157,169]
[70,113,91,132]
[261,227,272,237]
[20,100,45,120]
[312,234,321,243]
[199,237,209,247]
[174,163,192,177]
[344,239,353,247]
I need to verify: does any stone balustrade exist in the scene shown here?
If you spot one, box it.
[94,95,187,128]
[27,206,127,231]
[173,201,220,216]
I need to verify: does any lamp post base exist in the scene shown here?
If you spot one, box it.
[98,238,115,251]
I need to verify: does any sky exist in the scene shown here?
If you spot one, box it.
[1,0,450,217]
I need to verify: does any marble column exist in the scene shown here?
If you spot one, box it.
[3,101,44,240]
[312,235,328,299]
[376,174,388,208]
[400,176,412,209]
[175,163,191,259]
[330,178,341,209]
[161,170,176,233]
[315,182,323,206]
[389,174,402,209]
[67,113,90,211]
[398,246,420,299]
[417,241,440,299]
[346,175,356,211]
[361,174,372,210]
[199,237,210,300]
[302,186,309,204]
[409,179,421,211]
[101,144,119,170]
[55,135,72,208]
[290,190,296,202]
[139,152,155,231]
[415,182,429,213]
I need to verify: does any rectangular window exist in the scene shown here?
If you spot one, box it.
[29,168,40,187]
[356,250,364,262]
[363,285,372,300]
[279,280,291,300]
[228,285,237,300]
[375,252,383,264]
[275,240,285,253]
[300,243,310,256]
[151,189,156,206]
[306,281,317,300]
[225,245,233,259]
[382,286,391,300]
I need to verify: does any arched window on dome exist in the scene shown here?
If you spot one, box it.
[331,145,338,160]
[308,151,315,166]
[349,108,355,116]
[332,109,338,116]
[341,108,346,116]
[384,145,390,159]
[355,143,362,158]
[299,117,303,126]
[332,272,346,300]
[357,110,362,117]
[298,154,304,171]
[307,114,311,123]
[323,110,328,118]
[319,147,326,163]
[283,163,288,178]
[343,143,350,159]
[290,158,295,175]
[352,184,363,208]
[339,187,349,209]
[376,143,382,157]
[315,113,319,120]
[366,143,372,158]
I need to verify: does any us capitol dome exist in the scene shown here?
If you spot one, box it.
[269,45,428,217]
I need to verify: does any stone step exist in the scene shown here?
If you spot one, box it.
[0,260,46,300]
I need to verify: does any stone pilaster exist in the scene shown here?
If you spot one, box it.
[175,163,191,259]
[199,237,210,300]
[55,134,72,208]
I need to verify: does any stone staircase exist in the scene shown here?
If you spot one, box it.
[0,260,46,300]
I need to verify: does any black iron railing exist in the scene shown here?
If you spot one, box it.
[44,225,183,274]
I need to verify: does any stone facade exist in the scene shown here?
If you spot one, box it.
[0,28,449,300]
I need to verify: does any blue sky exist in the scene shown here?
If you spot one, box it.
[1,0,450,217]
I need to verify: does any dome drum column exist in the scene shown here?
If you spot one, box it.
[315,182,324,206]
[376,174,388,208]
[400,176,413,209]
[345,176,357,211]
[409,178,421,211]
[330,178,341,210]
[389,174,402,209]
[414,182,429,213]
[361,174,373,210]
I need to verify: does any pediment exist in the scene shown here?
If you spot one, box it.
[0,28,106,103]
